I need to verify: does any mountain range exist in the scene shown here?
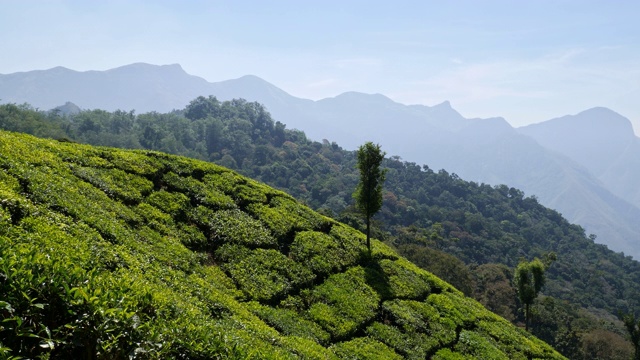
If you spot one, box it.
[2,63,639,259]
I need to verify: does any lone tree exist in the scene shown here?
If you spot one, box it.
[514,257,547,331]
[353,142,386,254]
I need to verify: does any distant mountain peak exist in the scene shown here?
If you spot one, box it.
[226,74,280,89]
[328,91,395,105]
[522,106,635,139]
[236,74,267,81]
[435,100,452,108]
[579,106,622,116]
[575,106,632,127]
[44,66,75,74]
[52,101,82,116]
[105,62,189,75]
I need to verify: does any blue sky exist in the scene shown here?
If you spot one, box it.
[2,0,639,132]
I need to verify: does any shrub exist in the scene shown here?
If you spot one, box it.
[73,166,154,203]
[209,209,276,248]
[247,302,331,345]
[330,337,402,360]
[101,149,163,176]
[163,171,236,210]
[248,196,331,238]
[289,231,358,276]
[369,259,432,300]
[307,267,380,339]
[366,321,433,359]
[455,330,510,360]
[217,245,315,302]
[432,348,472,359]
[379,298,458,348]
[146,190,190,217]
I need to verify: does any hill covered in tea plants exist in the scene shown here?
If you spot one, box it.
[3,100,640,358]
[0,131,565,359]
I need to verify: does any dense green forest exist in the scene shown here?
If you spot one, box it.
[1,98,639,358]
[0,131,566,359]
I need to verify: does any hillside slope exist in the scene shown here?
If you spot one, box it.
[0,131,564,359]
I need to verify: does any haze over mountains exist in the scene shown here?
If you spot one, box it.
[2,63,639,259]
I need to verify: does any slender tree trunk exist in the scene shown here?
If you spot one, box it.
[525,303,530,331]
[366,216,371,255]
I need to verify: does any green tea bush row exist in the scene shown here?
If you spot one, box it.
[247,302,331,344]
[73,166,154,204]
[306,267,380,339]
[329,337,402,360]
[455,330,510,360]
[366,321,434,359]
[208,209,276,248]
[247,196,331,239]
[289,230,359,276]
[162,171,236,210]
[383,299,458,348]
[217,244,315,302]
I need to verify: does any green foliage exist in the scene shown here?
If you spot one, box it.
[163,171,236,210]
[207,209,276,248]
[247,195,331,238]
[368,259,432,300]
[473,263,517,321]
[307,267,381,339]
[366,321,433,359]
[382,299,456,339]
[514,258,548,330]
[455,330,510,360]
[73,166,154,204]
[289,231,356,276]
[399,243,475,296]
[621,312,640,360]
[146,190,190,217]
[217,244,315,302]
[354,141,387,252]
[0,108,567,359]
[247,302,331,344]
[432,348,473,359]
[475,318,558,359]
[330,337,402,360]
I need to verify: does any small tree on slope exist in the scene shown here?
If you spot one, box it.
[353,142,386,255]
[514,257,547,331]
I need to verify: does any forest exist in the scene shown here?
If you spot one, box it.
[1,97,640,359]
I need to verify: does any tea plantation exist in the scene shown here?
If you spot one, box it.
[0,131,565,359]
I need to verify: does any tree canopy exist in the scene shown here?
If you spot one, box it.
[354,142,386,253]
[514,258,548,331]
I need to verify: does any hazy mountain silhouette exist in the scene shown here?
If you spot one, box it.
[519,107,640,209]
[51,101,82,116]
[2,63,639,258]
[0,63,211,112]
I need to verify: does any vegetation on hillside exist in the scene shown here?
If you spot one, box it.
[2,98,639,358]
[0,131,565,359]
